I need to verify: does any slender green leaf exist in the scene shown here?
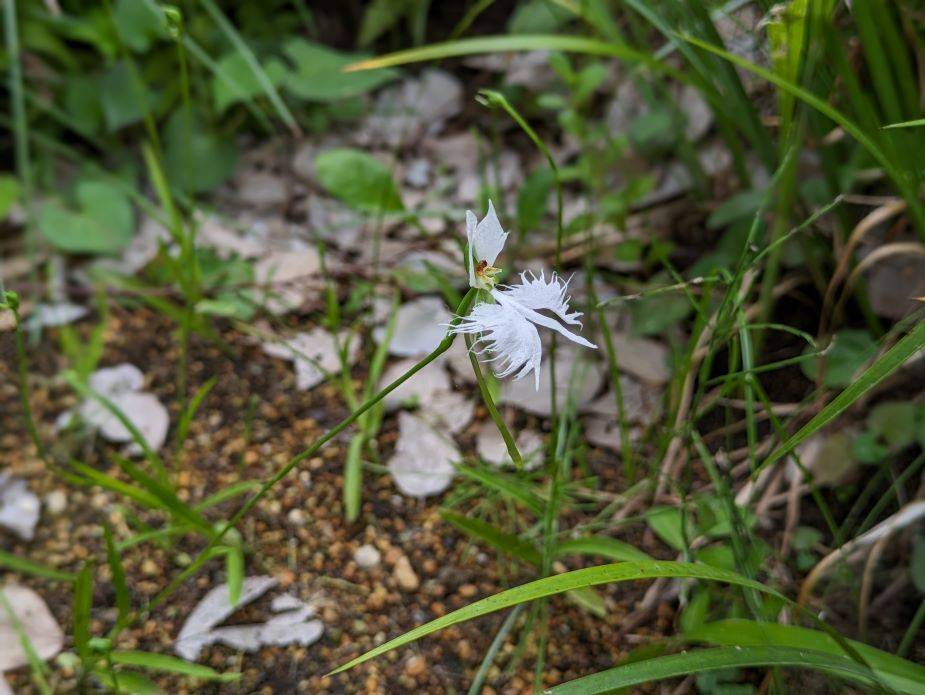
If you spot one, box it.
[195,481,261,510]
[765,320,925,470]
[555,537,652,563]
[328,561,786,674]
[110,651,239,681]
[104,526,131,625]
[0,549,75,582]
[547,646,883,694]
[686,619,925,694]
[225,547,244,605]
[198,0,299,134]
[455,466,545,517]
[442,511,542,565]
[73,563,94,663]
[175,377,216,448]
[344,34,660,74]
[884,118,925,130]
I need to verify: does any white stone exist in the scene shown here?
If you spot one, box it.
[354,544,381,570]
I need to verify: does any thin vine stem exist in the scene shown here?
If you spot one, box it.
[140,289,477,618]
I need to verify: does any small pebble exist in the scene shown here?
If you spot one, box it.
[403,654,426,677]
[393,556,419,592]
[45,489,67,515]
[354,544,381,570]
[287,508,307,526]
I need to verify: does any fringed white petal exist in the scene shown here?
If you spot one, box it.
[495,270,582,326]
[450,302,543,389]
[492,290,597,350]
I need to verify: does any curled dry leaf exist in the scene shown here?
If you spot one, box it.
[24,303,88,330]
[388,412,459,498]
[66,363,170,453]
[175,577,324,661]
[476,427,544,470]
[262,328,360,391]
[253,249,322,314]
[374,296,452,357]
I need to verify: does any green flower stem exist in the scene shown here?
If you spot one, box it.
[464,333,523,469]
[144,289,477,616]
[477,88,566,439]
[9,301,46,463]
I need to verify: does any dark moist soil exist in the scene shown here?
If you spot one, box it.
[1,307,670,694]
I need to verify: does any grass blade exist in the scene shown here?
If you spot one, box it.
[546,646,884,694]
[103,526,131,627]
[198,0,300,135]
[442,510,542,565]
[555,536,652,563]
[0,549,75,582]
[455,466,545,517]
[679,33,925,235]
[109,650,239,681]
[763,319,925,471]
[686,619,925,694]
[344,34,664,75]
[175,377,215,450]
[327,561,786,675]
[73,562,94,665]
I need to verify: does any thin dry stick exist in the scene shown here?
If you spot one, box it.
[655,269,758,500]
[799,499,925,605]
[858,534,889,637]
[820,198,906,332]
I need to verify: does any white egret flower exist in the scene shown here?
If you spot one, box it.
[466,200,509,289]
[452,271,597,389]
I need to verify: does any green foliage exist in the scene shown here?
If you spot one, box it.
[0,175,21,218]
[38,179,134,254]
[801,329,879,387]
[163,111,238,194]
[212,52,288,114]
[314,148,403,213]
[283,39,400,102]
[112,0,169,53]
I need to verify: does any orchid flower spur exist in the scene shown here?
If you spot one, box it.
[454,203,596,390]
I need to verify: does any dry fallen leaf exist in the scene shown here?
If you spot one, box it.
[0,585,64,671]
[0,475,40,541]
[388,412,459,497]
[262,328,360,391]
[374,296,452,357]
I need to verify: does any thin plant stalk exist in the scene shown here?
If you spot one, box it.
[137,290,477,622]
[465,331,523,469]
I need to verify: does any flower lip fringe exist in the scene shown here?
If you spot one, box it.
[453,201,596,390]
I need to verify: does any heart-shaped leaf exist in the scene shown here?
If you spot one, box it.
[315,148,403,213]
[282,38,399,102]
[164,111,238,194]
[212,52,289,114]
[38,179,134,254]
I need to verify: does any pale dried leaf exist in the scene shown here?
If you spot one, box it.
[0,475,40,541]
[388,412,458,497]
[0,585,64,670]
